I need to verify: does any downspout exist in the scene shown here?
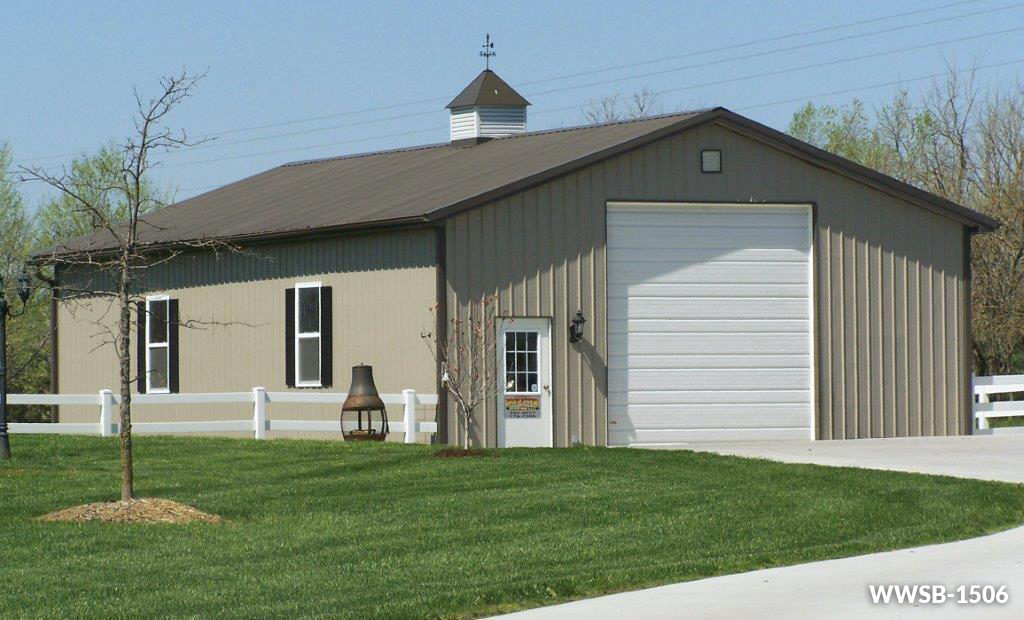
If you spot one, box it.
[434,226,448,445]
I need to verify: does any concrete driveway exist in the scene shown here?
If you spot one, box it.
[495,435,1024,619]
[659,434,1024,484]
[498,525,1024,619]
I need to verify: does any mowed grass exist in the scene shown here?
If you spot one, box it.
[2,436,1023,618]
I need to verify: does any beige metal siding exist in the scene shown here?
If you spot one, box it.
[57,229,438,438]
[445,121,969,445]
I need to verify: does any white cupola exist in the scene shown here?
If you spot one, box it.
[446,69,530,145]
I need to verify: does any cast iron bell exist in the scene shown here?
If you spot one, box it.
[341,364,389,441]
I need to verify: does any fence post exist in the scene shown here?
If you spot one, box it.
[975,379,990,431]
[403,389,416,444]
[253,387,267,439]
[99,389,114,437]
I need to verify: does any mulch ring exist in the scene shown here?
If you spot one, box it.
[37,498,224,524]
[432,447,495,458]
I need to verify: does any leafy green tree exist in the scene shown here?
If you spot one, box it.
[1,143,50,420]
[34,145,165,251]
[787,70,1024,375]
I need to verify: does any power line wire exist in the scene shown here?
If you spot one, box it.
[12,26,1023,178]
[30,56,1024,197]
[164,57,1022,195]
[11,0,995,165]
[112,1,1024,158]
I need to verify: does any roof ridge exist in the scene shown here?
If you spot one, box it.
[282,109,711,168]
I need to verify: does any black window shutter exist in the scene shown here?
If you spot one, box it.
[320,286,333,388]
[136,302,147,393]
[285,288,296,387]
[168,299,180,394]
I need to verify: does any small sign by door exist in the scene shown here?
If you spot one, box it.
[497,318,552,447]
[504,395,540,418]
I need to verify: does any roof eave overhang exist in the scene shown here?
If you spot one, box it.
[711,110,1000,233]
[427,107,999,233]
[31,215,434,265]
[40,107,997,263]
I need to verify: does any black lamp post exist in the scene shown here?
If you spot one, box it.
[0,267,33,460]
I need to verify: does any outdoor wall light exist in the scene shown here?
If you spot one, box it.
[569,310,586,344]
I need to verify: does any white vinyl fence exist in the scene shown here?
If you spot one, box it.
[8,388,438,443]
[973,375,1024,432]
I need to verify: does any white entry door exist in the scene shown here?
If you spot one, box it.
[497,318,553,447]
[607,203,814,445]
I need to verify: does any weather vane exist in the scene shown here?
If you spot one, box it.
[480,34,495,70]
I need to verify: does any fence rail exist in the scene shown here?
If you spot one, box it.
[7,388,438,443]
[973,375,1024,432]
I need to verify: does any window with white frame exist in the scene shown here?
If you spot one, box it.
[504,330,540,394]
[295,283,322,386]
[146,296,170,393]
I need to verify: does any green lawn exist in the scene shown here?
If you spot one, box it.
[991,415,1024,428]
[2,436,1023,618]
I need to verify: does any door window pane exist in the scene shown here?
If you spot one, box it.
[503,329,541,394]
[148,300,168,344]
[149,347,169,390]
[298,287,320,334]
[298,337,321,383]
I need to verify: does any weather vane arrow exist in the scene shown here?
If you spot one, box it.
[480,34,495,70]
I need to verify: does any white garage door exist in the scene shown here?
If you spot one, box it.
[607,203,813,446]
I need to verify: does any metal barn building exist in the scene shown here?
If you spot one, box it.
[49,69,997,447]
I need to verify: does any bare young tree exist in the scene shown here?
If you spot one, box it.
[582,86,662,124]
[20,70,231,501]
[421,298,505,449]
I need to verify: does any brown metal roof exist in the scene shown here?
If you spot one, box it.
[446,70,530,108]
[44,107,997,257]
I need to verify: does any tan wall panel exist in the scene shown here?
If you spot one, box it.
[57,229,438,439]
[445,121,969,446]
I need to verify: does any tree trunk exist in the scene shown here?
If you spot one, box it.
[117,265,134,501]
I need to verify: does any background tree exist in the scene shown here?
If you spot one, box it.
[787,65,1024,375]
[21,71,217,501]
[582,86,663,124]
[0,143,49,420]
[34,145,167,250]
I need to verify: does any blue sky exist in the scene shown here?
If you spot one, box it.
[3,0,1022,208]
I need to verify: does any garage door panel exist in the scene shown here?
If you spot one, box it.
[609,368,810,391]
[609,403,811,429]
[610,427,810,444]
[608,247,807,264]
[607,203,813,446]
[607,261,808,285]
[608,389,810,406]
[606,225,809,249]
[609,283,809,299]
[609,319,811,334]
[608,332,809,355]
[617,297,809,320]
[609,354,809,370]
[607,208,809,229]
